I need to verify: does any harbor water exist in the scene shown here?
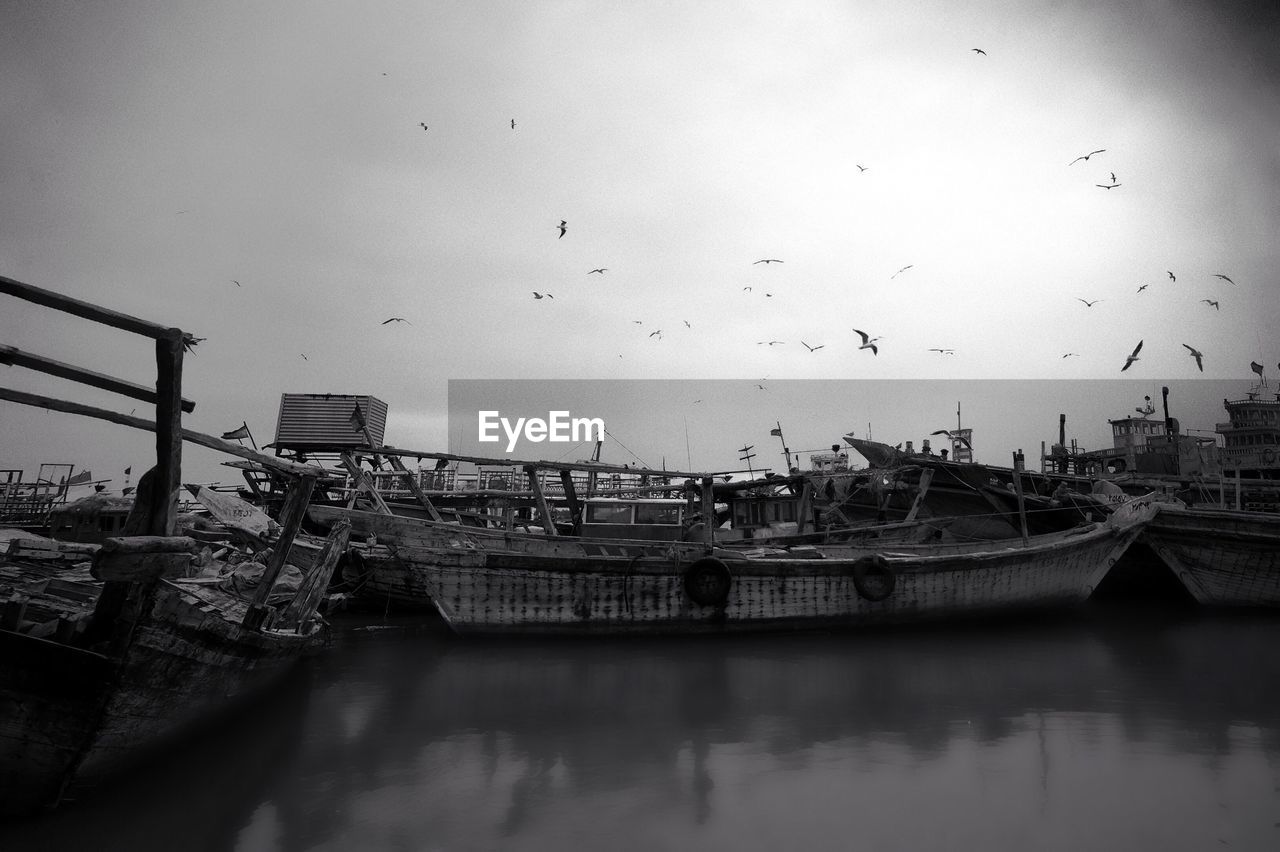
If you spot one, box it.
[4,603,1280,851]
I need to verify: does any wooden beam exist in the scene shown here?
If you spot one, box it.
[526,465,559,536]
[0,345,196,413]
[150,334,183,537]
[348,445,746,480]
[338,454,392,515]
[387,454,444,521]
[903,468,934,523]
[0,386,324,478]
[794,479,813,535]
[0,276,199,346]
[559,470,581,527]
[699,476,716,545]
[243,473,317,629]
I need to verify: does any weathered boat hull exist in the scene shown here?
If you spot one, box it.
[338,502,1154,636]
[1142,505,1280,607]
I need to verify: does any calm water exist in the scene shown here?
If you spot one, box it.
[4,604,1280,851]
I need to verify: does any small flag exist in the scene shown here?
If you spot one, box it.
[66,470,93,486]
[221,424,250,440]
[1251,361,1265,376]
[349,405,366,432]
[769,428,782,437]
[124,466,132,475]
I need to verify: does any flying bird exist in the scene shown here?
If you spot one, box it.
[533,291,553,299]
[753,259,784,264]
[1076,298,1103,307]
[1121,340,1143,372]
[1168,271,1176,281]
[418,122,428,130]
[1096,183,1121,189]
[971,48,986,55]
[683,320,691,328]
[930,429,973,450]
[300,354,308,361]
[1202,299,1220,310]
[890,264,914,279]
[231,279,241,287]
[1136,284,1149,293]
[649,330,662,339]
[1110,172,1116,183]
[1214,274,1235,285]
[742,286,752,292]
[853,329,880,355]
[632,320,643,324]
[856,164,869,172]
[1062,353,1079,358]
[511,119,516,129]
[802,341,824,352]
[588,268,607,274]
[1182,344,1204,372]
[381,317,411,325]
[928,348,955,354]
[557,220,567,238]
[1068,149,1105,165]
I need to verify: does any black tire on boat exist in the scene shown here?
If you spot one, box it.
[683,557,732,607]
[851,554,895,602]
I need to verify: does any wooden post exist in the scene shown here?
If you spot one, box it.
[526,466,559,536]
[700,476,715,545]
[150,332,184,537]
[904,468,934,523]
[560,470,581,529]
[243,473,317,630]
[338,454,391,515]
[794,479,813,535]
[388,455,444,521]
[1235,468,1242,510]
[1011,453,1030,545]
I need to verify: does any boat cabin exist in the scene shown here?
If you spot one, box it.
[576,497,686,541]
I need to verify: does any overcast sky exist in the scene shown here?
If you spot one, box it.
[3,0,1278,486]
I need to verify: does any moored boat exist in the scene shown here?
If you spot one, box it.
[1142,503,1280,608]
[323,496,1157,636]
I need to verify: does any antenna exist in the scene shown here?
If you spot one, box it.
[738,444,756,478]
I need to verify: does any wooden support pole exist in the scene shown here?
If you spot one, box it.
[243,473,317,629]
[150,332,184,537]
[338,454,392,515]
[1011,454,1030,545]
[794,479,813,535]
[559,470,581,528]
[0,345,196,413]
[904,468,934,523]
[387,455,444,521]
[700,476,716,545]
[526,466,559,536]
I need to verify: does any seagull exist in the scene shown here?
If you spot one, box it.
[1202,299,1220,310]
[931,429,973,450]
[755,384,767,390]
[1068,149,1105,165]
[511,119,516,129]
[757,340,784,346]
[1062,353,1080,358]
[1136,284,1149,293]
[419,122,428,130]
[928,348,955,354]
[802,341,824,352]
[649,330,662,338]
[853,329,880,355]
[300,353,308,361]
[588,268,607,274]
[632,320,643,324]
[972,48,986,55]
[742,286,752,292]
[231,279,241,287]
[753,259,784,264]
[683,320,691,328]
[1168,271,1176,282]
[890,264,914,279]
[381,317,411,325]
[1096,183,1121,189]
[1214,274,1235,285]
[1076,298,1103,307]
[1182,343,1204,372]
[533,291,553,299]
[1121,340,1143,372]
[856,164,869,172]
[557,220,567,238]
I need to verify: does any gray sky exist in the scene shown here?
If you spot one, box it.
[3,1,1278,486]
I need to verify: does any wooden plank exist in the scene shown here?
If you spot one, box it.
[150,335,183,537]
[794,479,813,535]
[0,346,196,413]
[350,445,745,480]
[559,470,581,527]
[903,468,934,523]
[0,387,324,477]
[526,466,559,536]
[243,473,317,629]
[700,476,716,545]
[338,455,392,514]
[0,276,199,345]
[387,455,444,521]
[92,551,193,582]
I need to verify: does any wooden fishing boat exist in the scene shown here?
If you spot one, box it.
[1142,503,1280,607]
[319,497,1157,636]
[0,276,344,816]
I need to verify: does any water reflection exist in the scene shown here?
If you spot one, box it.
[5,608,1280,851]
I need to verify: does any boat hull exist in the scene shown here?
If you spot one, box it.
[1143,505,1280,607]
